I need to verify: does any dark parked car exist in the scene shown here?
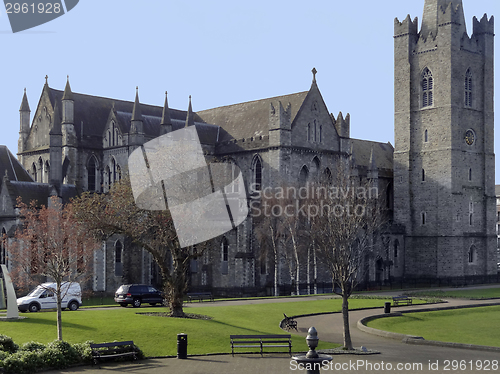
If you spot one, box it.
[114,284,164,308]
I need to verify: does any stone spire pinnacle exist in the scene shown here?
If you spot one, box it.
[20,88,30,112]
[62,75,73,101]
[312,67,317,84]
[185,95,194,127]
[131,86,143,122]
[160,91,172,135]
[421,0,466,39]
[161,91,172,126]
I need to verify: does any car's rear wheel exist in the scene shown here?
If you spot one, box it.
[132,298,141,308]
[68,301,79,311]
[28,303,40,313]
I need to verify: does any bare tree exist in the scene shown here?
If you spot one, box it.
[8,196,100,341]
[308,164,383,350]
[253,183,307,296]
[72,177,207,317]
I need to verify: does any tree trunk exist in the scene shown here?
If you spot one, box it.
[307,246,310,295]
[294,251,300,296]
[168,254,188,317]
[274,248,279,297]
[56,290,63,341]
[342,293,353,350]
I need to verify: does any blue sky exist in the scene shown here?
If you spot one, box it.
[1,0,499,180]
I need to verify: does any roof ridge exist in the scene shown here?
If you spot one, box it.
[197,91,309,113]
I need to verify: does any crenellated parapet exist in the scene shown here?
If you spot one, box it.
[334,111,350,138]
[460,33,480,54]
[439,2,466,28]
[269,101,291,131]
[473,14,494,35]
[394,15,418,38]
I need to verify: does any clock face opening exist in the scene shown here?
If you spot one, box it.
[465,129,475,145]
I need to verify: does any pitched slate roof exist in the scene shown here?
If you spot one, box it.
[196,91,309,142]
[46,88,189,146]
[0,145,33,185]
[351,139,393,171]
[46,88,221,147]
[5,181,77,206]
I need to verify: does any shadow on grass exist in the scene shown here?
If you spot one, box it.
[0,316,97,330]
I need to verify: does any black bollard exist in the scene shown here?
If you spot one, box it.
[177,333,187,359]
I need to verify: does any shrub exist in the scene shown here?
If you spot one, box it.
[20,341,46,352]
[72,340,94,363]
[0,338,144,372]
[48,340,80,364]
[0,335,18,354]
[2,351,44,374]
[133,343,145,360]
[39,346,66,370]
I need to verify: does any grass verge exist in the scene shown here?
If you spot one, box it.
[366,305,500,347]
[407,287,500,299]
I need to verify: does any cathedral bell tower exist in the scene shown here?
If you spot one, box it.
[393,0,496,279]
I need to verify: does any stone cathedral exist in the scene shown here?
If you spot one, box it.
[0,0,497,295]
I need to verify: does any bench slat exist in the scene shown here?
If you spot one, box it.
[230,334,291,357]
[91,341,137,365]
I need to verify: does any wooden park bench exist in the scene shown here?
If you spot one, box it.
[230,334,292,356]
[186,292,214,302]
[392,295,412,306]
[282,313,298,331]
[90,341,138,365]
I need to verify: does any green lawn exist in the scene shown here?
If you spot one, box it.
[0,297,402,357]
[408,287,500,299]
[367,305,500,348]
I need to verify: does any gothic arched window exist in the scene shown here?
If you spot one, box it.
[87,156,97,192]
[422,68,434,108]
[465,69,473,107]
[299,165,309,186]
[44,161,50,183]
[253,156,262,192]
[38,158,43,183]
[322,168,332,184]
[32,163,37,182]
[468,245,476,263]
[111,158,116,183]
[221,238,229,275]
[115,240,123,276]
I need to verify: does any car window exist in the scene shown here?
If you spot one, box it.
[139,286,148,293]
[116,285,128,293]
[148,287,157,293]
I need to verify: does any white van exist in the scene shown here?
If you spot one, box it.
[17,282,82,312]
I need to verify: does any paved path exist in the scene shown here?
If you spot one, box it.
[46,289,500,374]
